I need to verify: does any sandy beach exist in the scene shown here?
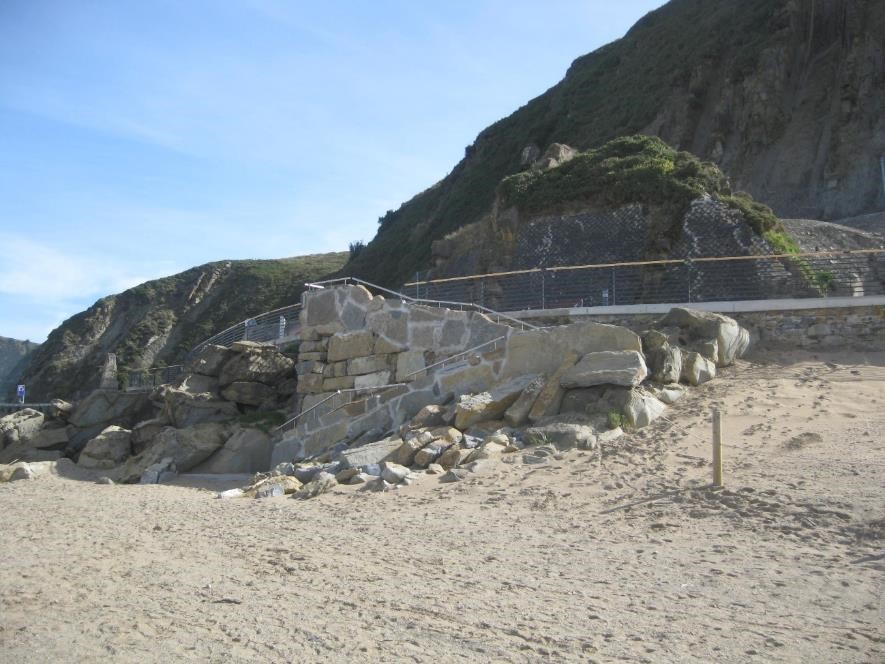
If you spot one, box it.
[1,349,882,663]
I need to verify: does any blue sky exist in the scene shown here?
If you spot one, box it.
[0,0,665,342]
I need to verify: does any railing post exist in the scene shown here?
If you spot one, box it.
[611,267,616,306]
[686,260,693,303]
[541,269,546,309]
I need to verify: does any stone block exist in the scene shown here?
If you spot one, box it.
[341,301,367,331]
[527,352,578,424]
[339,435,402,469]
[434,362,496,399]
[366,309,409,346]
[304,288,339,328]
[327,331,376,362]
[354,371,392,389]
[27,427,69,450]
[347,354,392,376]
[560,351,648,388]
[374,336,407,354]
[396,350,426,382]
[624,391,666,428]
[297,374,325,393]
[322,376,356,391]
[409,324,437,349]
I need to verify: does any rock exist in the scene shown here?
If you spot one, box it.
[164,388,240,428]
[380,462,411,484]
[438,446,471,469]
[68,390,153,429]
[10,464,35,481]
[644,338,683,384]
[560,351,648,388]
[396,350,426,382]
[296,471,337,498]
[347,355,392,376]
[441,468,468,482]
[27,427,69,450]
[187,344,235,377]
[681,352,717,386]
[394,437,425,466]
[96,476,114,485]
[191,427,273,474]
[78,426,132,469]
[131,417,167,455]
[339,436,403,469]
[659,308,750,366]
[427,426,463,445]
[217,488,245,499]
[326,331,376,362]
[624,391,666,428]
[528,352,579,424]
[524,423,597,450]
[139,457,176,484]
[413,441,451,468]
[434,362,496,399]
[426,463,444,475]
[220,381,275,406]
[179,373,220,395]
[218,345,295,387]
[335,468,360,483]
[658,385,685,404]
[244,475,302,498]
[503,376,545,427]
[348,472,377,485]
[409,405,447,429]
[117,423,231,482]
[353,370,392,389]
[48,399,74,421]
[454,374,540,430]
[471,441,509,461]
[0,408,45,447]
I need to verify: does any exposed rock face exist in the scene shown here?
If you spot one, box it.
[660,308,750,367]
[191,427,274,474]
[68,391,153,430]
[218,342,295,387]
[0,336,39,400]
[453,375,539,430]
[163,388,240,429]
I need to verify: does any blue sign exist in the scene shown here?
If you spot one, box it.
[16,385,25,403]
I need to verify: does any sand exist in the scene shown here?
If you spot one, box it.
[0,349,882,663]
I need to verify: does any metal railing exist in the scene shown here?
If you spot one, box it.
[188,303,303,359]
[402,335,507,380]
[404,250,885,311]
[124,365,185,392]
[305,276,539,330]
[275,382,408,435]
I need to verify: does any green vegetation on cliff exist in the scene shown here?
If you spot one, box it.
[343,0,787,287]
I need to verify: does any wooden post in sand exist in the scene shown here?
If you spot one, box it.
[712,409,724,487]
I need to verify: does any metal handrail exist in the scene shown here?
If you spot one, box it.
[402,335,507,379]
[305,276,539,330]
[188,303,303,357]
[274,382,408,434]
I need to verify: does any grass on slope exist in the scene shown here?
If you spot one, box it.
[343,0,785,287]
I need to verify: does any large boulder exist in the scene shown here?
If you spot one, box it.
[643,331,683,385]
[179,373,220,396]
[0,408,45,447]
[454,375,540,430]
[131,417,167,455]
[186,344,235,377]
[78,426,132,469]
[681,352,716,386]
[503,376,546,427]
[27,427,69,450]
[220,381,276,406]
[326,331,376,362]
[560,351,648,388]
[48,399,74,421]
[528,352,579,424]
[117,423,232,482]
[623,391,666,428]
[338,435,403,469]
[68,390,154,429]
[192,427,274,474]
[218,344,295,387]
[164,387,239,428]
[659,308,750,366]
[524,422,598,449]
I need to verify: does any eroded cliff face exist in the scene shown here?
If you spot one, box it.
[0,337,40,400]
[19,253,348,401]
[646,0,885,220]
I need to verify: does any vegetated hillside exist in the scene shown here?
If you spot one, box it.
[19,252,347,401]
[0,337,40,400]
[345,0,885,288]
